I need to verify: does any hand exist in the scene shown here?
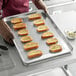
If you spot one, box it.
[0,20,14,45]
[33,0,48,13]
[42,5,48,13]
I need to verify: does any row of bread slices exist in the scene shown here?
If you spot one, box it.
[30,13,62,53]
[10,15,42,59]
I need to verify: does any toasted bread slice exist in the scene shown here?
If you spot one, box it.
[46,38,58,45]
[21,36,32,43]
[33,19,45,26]
[28,50,43,59]
[18,29,29,36]
[37,25,49,32]
[11,18,23,24]
[28,13,41,20]
[24,42,39,51]
[41,32,54,39]
[49,44,62,53]
[13,23,26,30]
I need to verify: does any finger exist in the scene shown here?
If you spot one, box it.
[0,20,14,39]
[44,8,48,13]
[2,32,14,41]
[4,38,14,46]
[9,31,14,39]
[9,39,14,45]
[5,29,14,39]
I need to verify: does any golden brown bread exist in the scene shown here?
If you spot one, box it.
[28,50,43,59]
[21,36,32,43]
[49,44,62,53]
[18,29,29,36]
[11,18,23,24]
[46,38,58,45]
[13,23,26,30]
[37,25,49,32]
[28,13,41,20]
[24,42,39,51]
[33,19,45,26]
[41,32,54,39]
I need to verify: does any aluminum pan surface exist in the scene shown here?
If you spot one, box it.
[3,10,72,65]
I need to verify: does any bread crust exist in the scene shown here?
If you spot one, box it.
[49,44,62,52]
[21,36,32,43]
[33,19,45,26]
[11,18,23,24]
[37,26,49,32]
[28,13,41,20]
[41,32,54,39]
[18,29,29,36]
[24,42,39,51]
[28,50,42,59]
[13,23,26,30]
[46,38,58,45]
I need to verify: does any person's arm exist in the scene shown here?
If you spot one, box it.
[0,0,14,45]
[0,20,14,45]
[32,0,47,13]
